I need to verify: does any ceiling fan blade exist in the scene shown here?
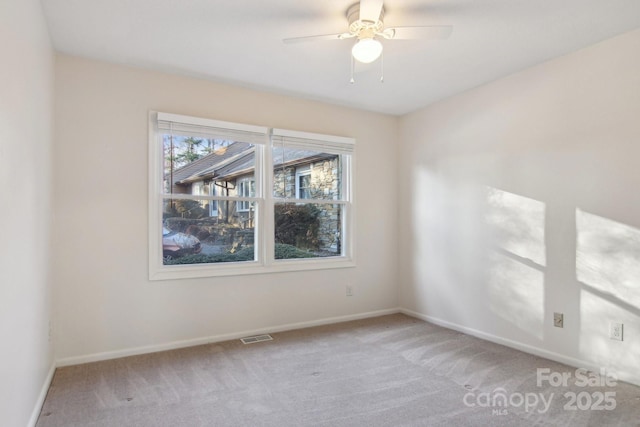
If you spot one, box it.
[283,33,354,44]
[382,25,453,40]
[359,0,384,22]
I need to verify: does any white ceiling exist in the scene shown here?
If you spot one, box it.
[41,0,640,116]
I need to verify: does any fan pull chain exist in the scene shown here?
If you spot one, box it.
[380,51,384,83]
[350,55,355,84]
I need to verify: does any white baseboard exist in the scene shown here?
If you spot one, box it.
[400,308,640,387]
[28,361,56,427]
[57,308,401,367]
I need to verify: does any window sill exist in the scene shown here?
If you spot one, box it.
[149,257,355,281]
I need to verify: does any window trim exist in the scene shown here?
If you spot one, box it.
[149,112,355,280]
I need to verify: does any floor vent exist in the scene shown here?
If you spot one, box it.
[240,334,273,344]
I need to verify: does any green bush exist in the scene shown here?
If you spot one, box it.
[165,246,255,265]
[273,243,317,260]
[274,204,320,249]
[164,244,316,265]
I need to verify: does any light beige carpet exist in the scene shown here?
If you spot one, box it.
[37,314,640,426]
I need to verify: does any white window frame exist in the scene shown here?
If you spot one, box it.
[149,112,355,280]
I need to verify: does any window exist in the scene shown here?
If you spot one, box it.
[149,112,354,280]
[208,183,218,217]
[295,165,312,199]
[272,130,352,260]
[237,177,255,212]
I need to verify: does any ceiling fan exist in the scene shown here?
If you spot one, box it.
[283,0,453,66]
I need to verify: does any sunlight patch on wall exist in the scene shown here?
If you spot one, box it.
[488,252,545,339]
[485,187,546,339]
[485,187,546,266]
[576,209,640,308]
[579,288,638,376]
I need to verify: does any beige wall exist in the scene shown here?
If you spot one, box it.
[53,56,399,361]
[0,0,55,425]
[399,29,640,385]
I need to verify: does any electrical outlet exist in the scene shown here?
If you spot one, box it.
[553,312,564,328]
[610,322,623,341]
[346,285,353,297]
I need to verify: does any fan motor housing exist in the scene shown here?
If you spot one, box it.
[346,3,385,36]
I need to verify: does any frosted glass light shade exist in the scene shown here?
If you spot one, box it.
[351,38,383,63]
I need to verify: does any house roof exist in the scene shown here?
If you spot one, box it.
[170,142,335,185]
[170,142,252,185]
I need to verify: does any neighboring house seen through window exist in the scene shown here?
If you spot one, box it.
[149,112,355,280]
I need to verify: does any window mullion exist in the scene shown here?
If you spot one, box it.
[345,152,355,260]
[263,130,275,265]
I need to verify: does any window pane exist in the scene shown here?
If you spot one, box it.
[162,198,255,265]
[163,133,255,196]
[272,147,342,200]
[274,203,342,259]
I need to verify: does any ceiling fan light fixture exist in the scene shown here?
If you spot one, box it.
[351,37,383,63]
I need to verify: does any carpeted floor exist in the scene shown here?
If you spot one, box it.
[37,314,640,426]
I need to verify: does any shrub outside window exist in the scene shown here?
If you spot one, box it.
[149,112,355,280]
